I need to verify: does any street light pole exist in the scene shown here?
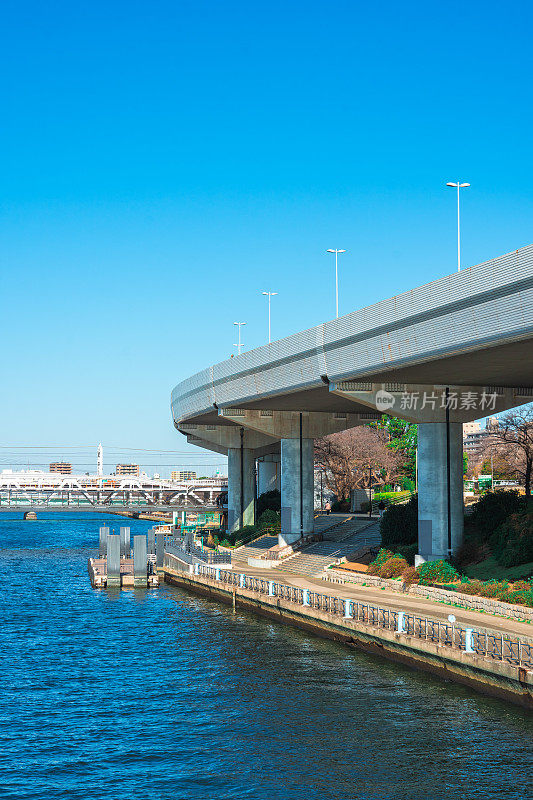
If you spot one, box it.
[326,248,347,317]
[233,322,246,355]
[261,291,278,343]
[446,181,470,271]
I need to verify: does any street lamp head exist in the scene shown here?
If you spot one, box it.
[233,321,246,326]
[326,248,347,253]
[446,181,470,188]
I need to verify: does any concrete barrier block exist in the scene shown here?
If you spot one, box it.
[107,535,121,587]
[133,535,148,587]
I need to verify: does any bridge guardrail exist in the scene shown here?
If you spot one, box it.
[181,564,533,669]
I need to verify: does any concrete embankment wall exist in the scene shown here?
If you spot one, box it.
[165,566,533,710]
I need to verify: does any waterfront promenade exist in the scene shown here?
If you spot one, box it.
[164,546,533,709]
[230,556,533,640]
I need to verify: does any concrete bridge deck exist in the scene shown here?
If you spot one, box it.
[171,243,533,563]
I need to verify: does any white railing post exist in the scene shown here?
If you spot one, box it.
[465,628,475,653]
[194,563,199,575]
[344,599,353,619]
[240,573,245,588]
[215,568,221,581]
[397,611,406,633]
[302,589,310,606]
[268,581,275,597]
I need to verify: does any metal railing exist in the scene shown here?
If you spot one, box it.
[166,543,229,565]
[186,564,533,669]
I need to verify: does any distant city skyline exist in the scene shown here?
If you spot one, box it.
[0,443,225,478]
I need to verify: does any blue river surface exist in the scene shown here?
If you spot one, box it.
[1,512,532,800]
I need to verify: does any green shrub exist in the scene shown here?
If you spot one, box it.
[459,577,533,607]
[256,490,280,517]
[402,566,420,586]
[459,578,485,596]
[233,525,257,545]
[380,495,418,548]
[506,589,533,607]
[379,556,409,579]
[395,543,418,565]
[417,559,459,584]
[367,548,395,575]
[332,498,350,512]
[490,509,533,567]
[257,509,281,530]
[373,491,411,504]
[469,491,523,541]
[478,580,510,601]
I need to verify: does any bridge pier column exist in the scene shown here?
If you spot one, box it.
[417,422,464,563]
[257,454,281,496]
[280,437,314,547]
[227,446,255,533]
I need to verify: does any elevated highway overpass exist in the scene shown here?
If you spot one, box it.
[172,244,533,562]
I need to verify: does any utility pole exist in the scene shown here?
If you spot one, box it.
[368,464,373,519]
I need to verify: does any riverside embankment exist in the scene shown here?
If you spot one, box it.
[165,553,533,709]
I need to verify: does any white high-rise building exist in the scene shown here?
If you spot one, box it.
[97,443,103,476]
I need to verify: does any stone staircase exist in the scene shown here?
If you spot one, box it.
[278,517,382,577]
[231,534,279,563]
[231,514,346,565]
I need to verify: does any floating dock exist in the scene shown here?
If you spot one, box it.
[88,526,163,588]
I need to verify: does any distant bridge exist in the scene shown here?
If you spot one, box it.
[0,474,227,509]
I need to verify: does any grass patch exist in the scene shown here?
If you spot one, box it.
[463,557,533,581]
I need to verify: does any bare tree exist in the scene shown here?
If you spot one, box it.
[481,405,533,496]
[315,426,400,500]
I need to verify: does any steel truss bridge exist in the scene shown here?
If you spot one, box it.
[0,474,227,508]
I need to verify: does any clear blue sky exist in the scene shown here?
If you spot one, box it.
[1,0,532,475]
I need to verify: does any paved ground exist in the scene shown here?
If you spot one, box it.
[231,513,353,563]
[279,518,381,577]
[227,513,533,639]
[230,555,533,640]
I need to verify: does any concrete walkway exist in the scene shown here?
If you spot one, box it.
[230,556,533,640]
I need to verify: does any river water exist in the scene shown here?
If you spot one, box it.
[1,513,532,800]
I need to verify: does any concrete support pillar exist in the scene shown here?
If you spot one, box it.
[107,534,121,587]
[257,454,281,496]
[417,422,464,561]
[99,526,109,557]
[280,437,314,546]
[155,533,164,568]
[227,445,255,533]
[120,526,130,558]
[133,534,148,587]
